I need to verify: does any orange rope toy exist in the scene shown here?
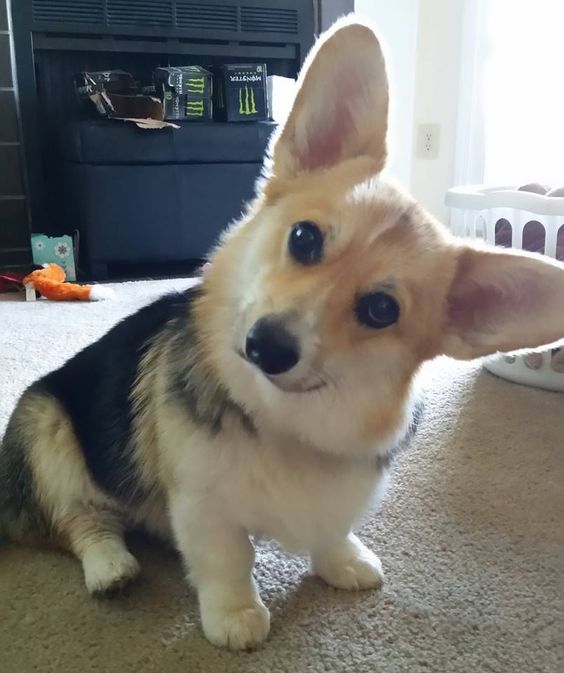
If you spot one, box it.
[23,263,114,301]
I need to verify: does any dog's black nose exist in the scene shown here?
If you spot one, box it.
[245,318,300,375]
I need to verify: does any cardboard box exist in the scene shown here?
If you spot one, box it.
[74,70,179,129]
[75,70,139,116]
[75,70,137,96]
[153,66,213,121]
[214,64,269,122]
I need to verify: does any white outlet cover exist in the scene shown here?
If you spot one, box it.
[416,123,440,159]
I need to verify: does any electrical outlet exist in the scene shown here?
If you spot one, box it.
[416,123,440,159]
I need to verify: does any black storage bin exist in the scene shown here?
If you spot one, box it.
[55,119,276,278]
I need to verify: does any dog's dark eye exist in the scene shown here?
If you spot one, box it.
[355,292,400,329]
[288,221,323,265]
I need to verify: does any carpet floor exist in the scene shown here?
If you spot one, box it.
[0,279,562,673]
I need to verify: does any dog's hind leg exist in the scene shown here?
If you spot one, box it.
[6,390,140,596]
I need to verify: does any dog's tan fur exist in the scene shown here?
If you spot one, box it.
[3,16,564,650]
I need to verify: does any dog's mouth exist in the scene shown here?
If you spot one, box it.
[236,350,327,394]
[266,376,327,394]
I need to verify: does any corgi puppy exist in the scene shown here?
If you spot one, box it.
[2,17,564,651]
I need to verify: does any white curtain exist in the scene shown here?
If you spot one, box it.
[453,0,487,188]
[454,0,564,189]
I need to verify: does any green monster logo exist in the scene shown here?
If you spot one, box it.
[239,86,257,115]
[186,99,204,117]
[186,77,205,94]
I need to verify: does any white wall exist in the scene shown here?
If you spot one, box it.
[354,0,419,187]
[410,0,464,223]
[354,0,464,223]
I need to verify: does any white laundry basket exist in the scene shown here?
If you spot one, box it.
[446,184,564,392]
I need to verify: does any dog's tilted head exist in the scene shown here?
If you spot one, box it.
[199,17,564,452]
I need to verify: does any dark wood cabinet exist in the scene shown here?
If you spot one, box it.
[0,0,31,270]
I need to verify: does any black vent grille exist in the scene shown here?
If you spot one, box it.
[107,0,173,27]
[33,0,104,24]
[176,2,238,31]
[32,0,302,36]
[240,6,298,34]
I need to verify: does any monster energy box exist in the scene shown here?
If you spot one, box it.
[153,66,213,121]
[214,64,268,122]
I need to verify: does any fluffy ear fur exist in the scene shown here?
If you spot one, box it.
[441,246,564,359]
[269,17,389,180]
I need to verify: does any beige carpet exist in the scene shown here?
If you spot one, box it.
[1,279,562,673]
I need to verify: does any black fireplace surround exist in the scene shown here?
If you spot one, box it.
[12,0,352,278]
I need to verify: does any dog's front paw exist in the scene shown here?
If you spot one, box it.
[82,540,140,597]
[201,601,270,650]
[313,535,384,591]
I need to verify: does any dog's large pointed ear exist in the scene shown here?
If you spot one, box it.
[441,246,564,359]
[269,19,389,180]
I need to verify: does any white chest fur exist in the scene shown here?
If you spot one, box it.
[160,408,387,553]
